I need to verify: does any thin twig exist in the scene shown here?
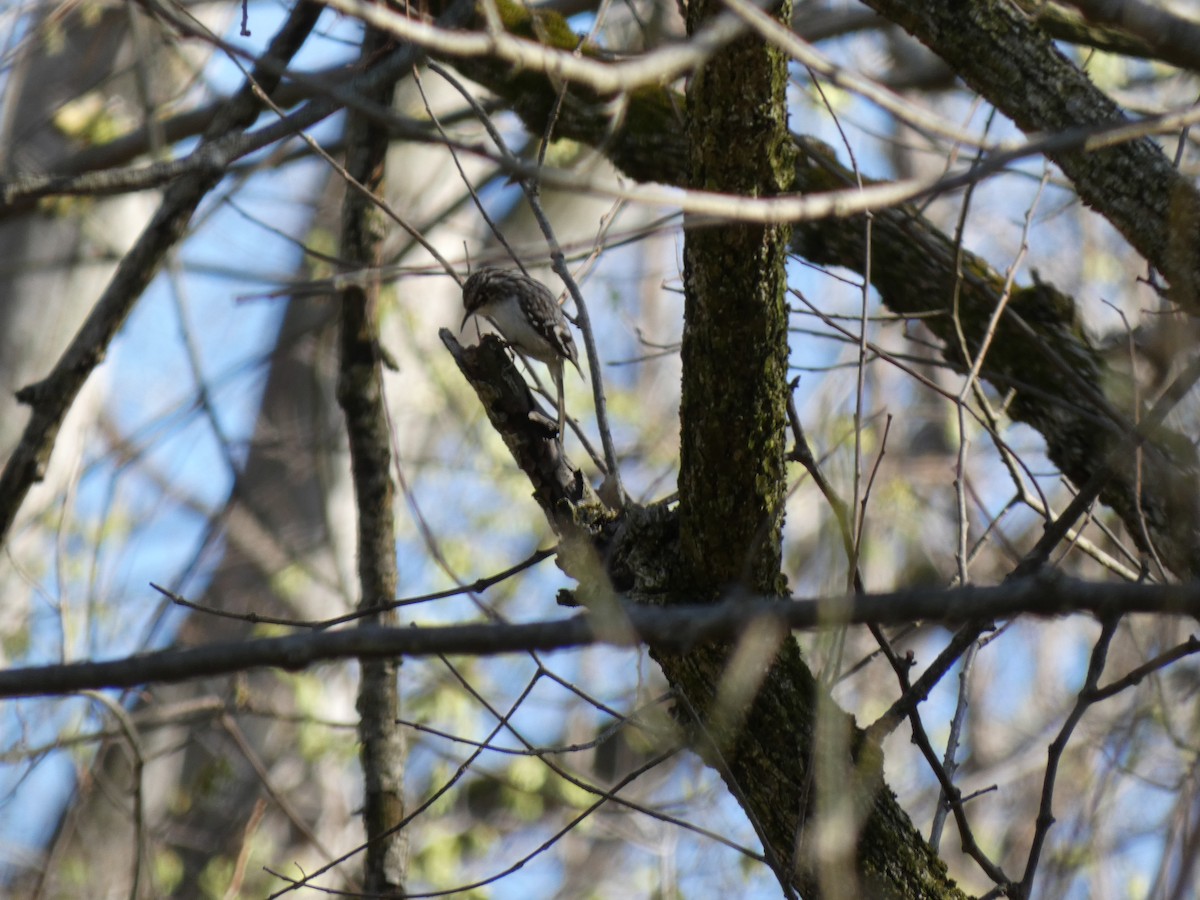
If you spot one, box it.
[1019,617,1119,897]
[928,640,979,850]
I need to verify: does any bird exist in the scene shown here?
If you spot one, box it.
[460,267,582,440]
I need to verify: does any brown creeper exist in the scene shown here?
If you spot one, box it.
[461,267,582,438]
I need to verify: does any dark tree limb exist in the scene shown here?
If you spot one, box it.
[6,575,1200,699]
[1026,0,1200,76]
[337,24,407,893]
[859,0,1200,307]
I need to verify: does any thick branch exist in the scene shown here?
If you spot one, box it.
[7,573,1198,698]
[1033,0,1200,74]
[859,0,1200,306]
[440,330,604,526]
[792,144,1200,576]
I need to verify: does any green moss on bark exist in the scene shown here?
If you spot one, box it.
[678,0,794,596]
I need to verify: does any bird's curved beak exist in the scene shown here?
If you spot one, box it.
[459,310,472,332]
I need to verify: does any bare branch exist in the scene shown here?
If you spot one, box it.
[7,574,1200,698]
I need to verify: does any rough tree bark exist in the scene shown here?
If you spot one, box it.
[860,0,1200,306]
[337,24,409,895]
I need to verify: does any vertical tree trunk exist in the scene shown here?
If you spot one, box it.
[337,25,408,894]
[678,0,794,594]
[653,3,968,896]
